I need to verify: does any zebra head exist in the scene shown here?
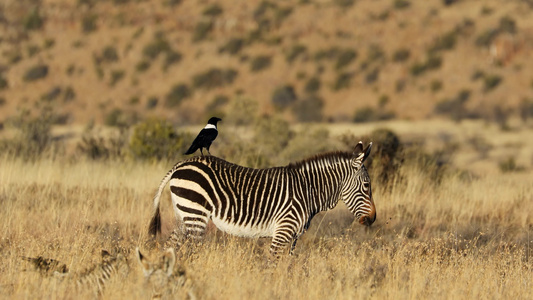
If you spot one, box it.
[342,141,376,227]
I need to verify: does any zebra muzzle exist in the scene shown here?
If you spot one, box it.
[358,205,376,226]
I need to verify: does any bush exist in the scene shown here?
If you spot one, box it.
[393,0,411,9]
[129,118,188,161]
[146,97,158,109]
[163,50,182,70]
[434,89,472,121]
[135,60,151,72]
[165,83,191,107]
[76,124,127,160]
[393,48,410,62]
[109,69,125,86]
[332,72,353,90]
[143,38,170,60]
[193,20,213,42]
[203,4,223,17]
[304,77,321,94]
[0,75,8,90]
[271,85,297,110]
[483,74,502,92]
[335,49,357,70]
[23,64,49,81]
[192,68,238,90]
[101,46,119,63]
[286,44,307,63]
[292,95,324,122]
[365,67,380,84]
[429,31,457,53]
[24,8,44,31]
[498,157,524,173]
[219,38,245,55]
[206,95,229,117]
[519,98,533,123]
[82,14,98,33]
[430,80,443,93]
[410,55,442,76]
[250,55,272,72]
[225,97,258,126]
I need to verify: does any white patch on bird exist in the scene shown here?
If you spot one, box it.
[204,124,216,129]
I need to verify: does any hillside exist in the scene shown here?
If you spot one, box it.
[1,0,533,125]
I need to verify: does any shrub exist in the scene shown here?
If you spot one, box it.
[203,4,223,17]
[498,157,524,173]
[483,74,502,92]
[253,115,292,157]
[410,55,442,76]
[499,16,516,34]
[41,86,62,102]
[101,46,119,63]
[135,60,151,72]
[430,80,443,93]
[335,49,357,70]
[334,0,355,8]
[519,98,533,123]
[219,38,245,55]
[286,44,307,63]
[63,86,76,102]
[206,94,229,117]
[332,72,353,90]
[293,95,324,122]
[129,118,187,161]
[76,124,127,160]
[434,89,471,121]
[225,97,258,126]
[23,64,49,81]
[304,76,321,94]
[81,14,98,33]
[192,20,213,42]
[146,97,158,109]
[109,69,125,86]
[393,0,411,9]
[365,67,380,84]
[163,50,182,71]
[393,48,410,62]
[24,7,44,31]
[192,68,238,90]
[271,85,297,110]
[143,38,170,59]
[0,75,8,90]
[429,31,457,53]
[475,29,498,47]
[250,55,272,72]
[165,83,191,107]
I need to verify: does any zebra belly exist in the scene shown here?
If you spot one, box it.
[210,216,275,238]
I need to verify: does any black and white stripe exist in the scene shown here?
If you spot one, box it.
[149,142,376,256]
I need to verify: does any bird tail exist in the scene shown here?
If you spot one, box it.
[184,144,197,155]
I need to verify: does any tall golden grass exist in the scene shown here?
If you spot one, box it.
[1,124,532,299]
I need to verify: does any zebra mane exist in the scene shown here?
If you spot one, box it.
[287,151,353,169]
[189,151,353,170]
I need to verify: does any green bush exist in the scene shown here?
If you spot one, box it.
[109,69,125,86]
[101,46,119,63]
[483,74,502,92]
[192,20,213,42]
[135,60,151,72]
[203,4,223,17]
[76,124,127,160]
[434,89,472,121]
[392,48,410,62]
[286,44,307,63]
[163,50,182,71]
[219,38,245,55]
[24,7,44,31]
[304,76,321,94]
[23,64,49,81]
[250,55,272,72]
[332,72,353,90]
[129,118,187,161]
[143,38,170,59]
[165,83,191,107]
[393,0,411,9]
[82,14,98,33]
[430,80,443,93]
[271,85,297,110]
[410,55,442,76]
[192,68,238,90]
[0,75,8,90]
[335,49,357,70]
[365,67,380,84]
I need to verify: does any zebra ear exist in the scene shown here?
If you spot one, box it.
[362,142,372,163]
[352,142,365,169]
[163,248,176,277]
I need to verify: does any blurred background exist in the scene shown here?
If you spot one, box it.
[0,0,532,174]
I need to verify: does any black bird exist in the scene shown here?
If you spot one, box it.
[185,117,222,156]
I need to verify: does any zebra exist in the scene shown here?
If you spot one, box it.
[148,141,376,256]
[136,247,196,300]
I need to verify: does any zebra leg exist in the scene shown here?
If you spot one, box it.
[270,222,299,258]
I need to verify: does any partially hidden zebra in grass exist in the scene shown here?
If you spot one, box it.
[22,249,129,297]
[136,247,196,300]
[148,141,376,256]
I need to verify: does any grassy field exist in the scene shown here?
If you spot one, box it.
[0,120,532,299]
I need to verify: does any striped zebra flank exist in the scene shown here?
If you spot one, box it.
[136,248,196,300]
[149,141,376,256]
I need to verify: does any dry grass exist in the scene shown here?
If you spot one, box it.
[1,121,532,299]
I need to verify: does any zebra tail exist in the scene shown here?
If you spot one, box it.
[148,166,177,236]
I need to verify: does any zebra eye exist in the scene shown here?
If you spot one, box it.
[363,182,370,189]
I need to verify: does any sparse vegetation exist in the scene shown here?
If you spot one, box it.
[23,64,49,81]
[250,55,272,72]
[271,85,297,110]
[165,83,191,107]
[129,117,187,161]
[192,68,238,90]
